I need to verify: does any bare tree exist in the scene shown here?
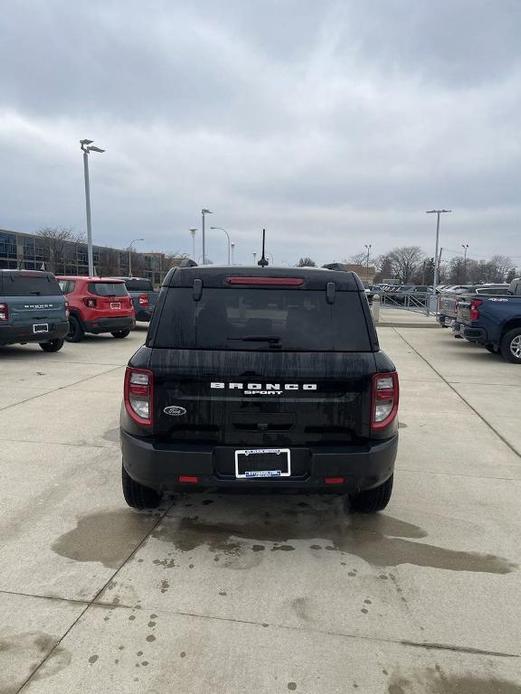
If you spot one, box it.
[297,257,316,267]
[36,226,81,273]
[349,252,368,266]
[489,255,514,282]
[386,246,425,284]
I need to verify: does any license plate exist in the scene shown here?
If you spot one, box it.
[33,323,48,334]
[110,302,121,310]
[235,448,291,479]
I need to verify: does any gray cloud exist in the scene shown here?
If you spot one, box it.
[1,0,520,266]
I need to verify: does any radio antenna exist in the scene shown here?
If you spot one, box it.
[258,228,269,267]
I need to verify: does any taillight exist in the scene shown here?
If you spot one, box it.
[0,303,8,321]
[124,368,154,426]
[83,297,97,308]
[470,299,483,321]
[372,372,399,431]
[65,300,70,318]
[138,294,149,307]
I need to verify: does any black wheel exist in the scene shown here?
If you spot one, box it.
[500,328,521,364]
[349,475,393,513]
[112,329,130,339]
[66,315,84,343]
[122,464,161,509]
[485,344,499,354]
[39,338,64,353]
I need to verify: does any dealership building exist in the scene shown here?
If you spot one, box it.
[0,228,173,286]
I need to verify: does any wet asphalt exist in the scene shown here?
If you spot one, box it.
[1,323,521,693]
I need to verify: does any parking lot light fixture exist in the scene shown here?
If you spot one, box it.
[128,238,144,277]
[426,209,452,307]
[364,243,372,281]
[210,226,232,265]
[189,228,197,260]
[462,243,469,282]
[201,209,212,264]
[80,139,105,276]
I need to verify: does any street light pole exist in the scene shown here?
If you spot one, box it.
[201,209,212,264]
[210,226,231,264]
[128,238,144,277]
[426,209,452,302]
[189,228,197,261]
[461,243,469,282]
[364,243,372,281]
[80,139,105,276]
[231,242,236,265]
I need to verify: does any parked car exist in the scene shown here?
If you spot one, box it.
[115,277,158,322]
[57,276,135,342]
[120,265,399,512]
[451,285,510,338]
[0,270,69,352]
[437,286,475,327]
[457,279,521,362]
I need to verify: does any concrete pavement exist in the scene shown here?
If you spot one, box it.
[0,325,520,693]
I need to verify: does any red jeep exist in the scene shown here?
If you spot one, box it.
[57,276,135,342]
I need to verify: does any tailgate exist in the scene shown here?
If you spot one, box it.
[5,295,66,325]
[150,349,376,447]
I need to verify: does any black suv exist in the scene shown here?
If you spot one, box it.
[0,270,69,352]
[120,266,399,512]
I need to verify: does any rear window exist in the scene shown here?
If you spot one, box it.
[124,279,154,292]
[58,280,76,294]
[154,288,371,351]
[88,282,127,297]
[1,273,62,297]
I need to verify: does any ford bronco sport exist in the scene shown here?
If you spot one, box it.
[0,270,68,352]
[120,266,399,512]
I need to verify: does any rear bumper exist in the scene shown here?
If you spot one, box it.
[462,326,487,343]
[83,316,135,334]
[121,431,398,493]
[0,320,69,346]
[135,308,154,322]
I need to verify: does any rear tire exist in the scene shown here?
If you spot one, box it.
[500,328,521,364]
[112,329,130,338]
[122,464,161,509]
[66,316,84,343]
[39,338,64,353]
[349,475,393,513]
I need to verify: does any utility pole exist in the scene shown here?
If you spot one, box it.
[201,209,212,264]
[426,209,451,308]
[231,242,235,265]
[364,243,372,282]
[252,252,257,264]
[461,243,469,282]
[189,228,197,260]
[80,139,105,276]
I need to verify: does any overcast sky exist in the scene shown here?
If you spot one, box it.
[1,0,520,266]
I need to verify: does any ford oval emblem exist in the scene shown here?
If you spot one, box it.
[163,405,187,417]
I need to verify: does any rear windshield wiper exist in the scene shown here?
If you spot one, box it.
[227,335,281,344]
